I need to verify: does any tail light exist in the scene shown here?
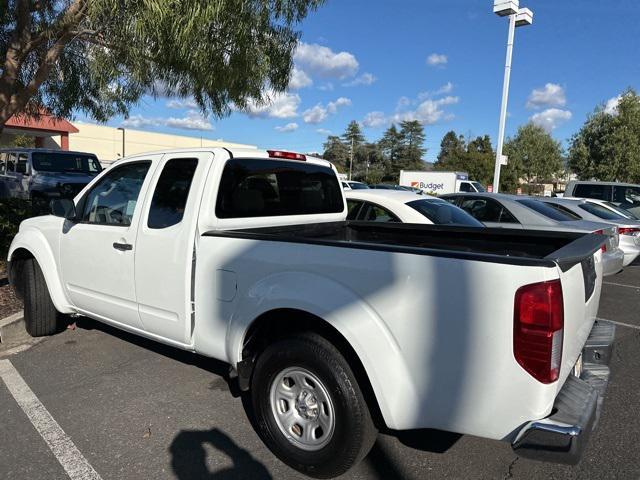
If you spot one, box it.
[514,280,564,384]
[594,230,607,252]
[267,150,306,161]
[619,227,640,236]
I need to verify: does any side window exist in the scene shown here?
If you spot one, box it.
[360,203,400,223]
[80,161,151,226]
[0,153,6,175]
[574,184,611,201]
[460,198,516,223]
[459,182,473,192]
[614,186,640,207]
[442,196,459,205]
[346,200,363,220]
[7,152,16,172]
[16,153,28,174]
[147,158,198,229]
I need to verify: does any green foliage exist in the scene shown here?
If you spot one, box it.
[342,121,365,147]
[322,135,349,173]
[4,135,35,148]
[0,0,324,128]
[0,198,31,257]
[568,89,640,183]
[503,123,564,187]
[434,131,495,187]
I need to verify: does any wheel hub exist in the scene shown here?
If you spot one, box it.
[296,390,319,420]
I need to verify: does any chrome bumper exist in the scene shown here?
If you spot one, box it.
[512,320,615,464]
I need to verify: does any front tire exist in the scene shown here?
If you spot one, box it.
[23,259,60,337]
[251,332,377,478]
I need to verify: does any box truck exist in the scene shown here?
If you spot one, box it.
[399,171,485,195]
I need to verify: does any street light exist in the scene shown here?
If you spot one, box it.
[492,0,533,193]
[117,127,126,157]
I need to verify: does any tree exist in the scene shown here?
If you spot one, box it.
[340,121,365,177]
[398,120,426,170]
[504,123,563,185]
[568,89,640,183]
[433,131,494,187]
[0,0,324,131]
[322,135,349,173]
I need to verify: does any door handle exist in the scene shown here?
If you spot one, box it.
[113,242,133,251]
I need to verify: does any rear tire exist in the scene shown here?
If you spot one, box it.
[23,259,60,337]
[250,332,377,478]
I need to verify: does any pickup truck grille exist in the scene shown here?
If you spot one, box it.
[581,255,596,302]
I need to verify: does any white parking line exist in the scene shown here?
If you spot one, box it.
[598,318,640,331]
[0,359,102,480]
[603,281,640,290]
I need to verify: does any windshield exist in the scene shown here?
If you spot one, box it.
[349,182,370,190]
[472,182,486,192]
[605,201,639,220]
[407,199,484,227]
[32,152,102,173]
[517,199,577,222]
[580,202,627,220]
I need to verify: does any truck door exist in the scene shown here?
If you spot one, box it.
[133,152,212,344]
[59,158,157,329]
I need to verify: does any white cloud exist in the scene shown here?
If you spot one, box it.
[165,111,213,131]
[527,83,566,109]
[121,115,161,129]
[302,97,351,124]
[243,90,301,119]
[121,111,213,131]
[397,96,411,109]
[166,98,198,109]
[294,42,359,79]
[418,82,455,100]
[604,95,622,115]
[275,122,299,133]
[318,82,334,91]
[392,96,460,125]
[530,108,572,132]
[289,67,313,90]
[427,53,448,67]
[343,73,376,87]
[316,128,332,135]
[362,111,387,128]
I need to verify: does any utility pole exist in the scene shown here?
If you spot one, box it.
[349,137,354,181]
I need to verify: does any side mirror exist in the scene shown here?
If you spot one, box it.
[50,198,77,221]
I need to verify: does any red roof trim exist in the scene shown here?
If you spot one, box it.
[5,113,79,134]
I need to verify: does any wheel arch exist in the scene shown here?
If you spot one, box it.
[238,308,389,430]
[8,231,73,314]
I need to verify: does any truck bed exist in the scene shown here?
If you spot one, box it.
[205,221,605,271]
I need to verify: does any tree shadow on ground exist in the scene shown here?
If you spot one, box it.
[170,428,272,480]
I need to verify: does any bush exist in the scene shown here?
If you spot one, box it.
[0,198,32,258]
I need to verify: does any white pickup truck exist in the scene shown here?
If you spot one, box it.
[8,147,615,478]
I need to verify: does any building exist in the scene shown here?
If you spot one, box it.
[1,114,256,166]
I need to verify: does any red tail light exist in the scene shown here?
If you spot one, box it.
[514,280,564,384]
[267,150,306,161]
[618,227,640,236]
[594,229,607,252]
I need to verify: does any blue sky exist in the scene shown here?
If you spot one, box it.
[104,0,640,162]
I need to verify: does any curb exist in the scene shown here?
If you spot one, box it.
[0,310,25,344]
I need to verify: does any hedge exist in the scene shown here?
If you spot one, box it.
[1,198,33,258]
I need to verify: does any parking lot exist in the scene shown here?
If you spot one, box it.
[1,260,638,480]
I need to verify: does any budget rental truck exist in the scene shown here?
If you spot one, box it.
[400,170,485,195]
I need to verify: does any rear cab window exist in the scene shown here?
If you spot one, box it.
[216,158,343,219]
[574,184,612,201]
[32,152,102,173]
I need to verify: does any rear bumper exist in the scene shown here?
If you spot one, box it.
[512,320,615,464]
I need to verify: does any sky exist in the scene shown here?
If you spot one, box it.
[100,0,640,162]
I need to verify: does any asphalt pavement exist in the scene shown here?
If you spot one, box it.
[0,260,638,480]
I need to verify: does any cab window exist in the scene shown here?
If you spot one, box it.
[6,152,16,172]
[613,185,640,208]
[0,153,6,175]
[574,184,611,201]
[80,161,151,226]
[459,182,473,192]
[147,158,198,229]
[346,200,363,220]
[16,153,28,174]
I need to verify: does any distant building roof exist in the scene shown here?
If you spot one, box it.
[5,112,78,134]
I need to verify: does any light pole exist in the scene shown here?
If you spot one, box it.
[492,1,533,193]
[117,127,126,157]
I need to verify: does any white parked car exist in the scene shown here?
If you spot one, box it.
[565,181,640,218]
[8,148,614,477]
[541,197,640,267]
[345,189,483,227]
